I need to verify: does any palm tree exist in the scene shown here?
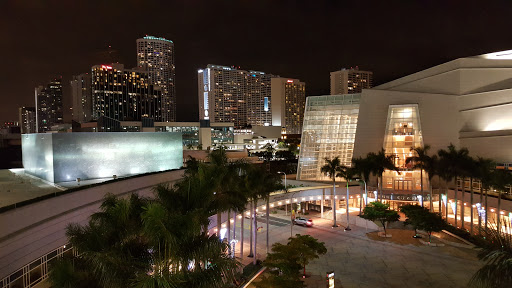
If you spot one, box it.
[244,165,281,264]
[438,144,469,228]
[469,220,512,287]
[321,157,343,227]
[463,156,479,235]
[490,169,512,234]
[406,145,433,208]
[51,172,241,288]
[368,149,399,202]
[475,157,495,234]
[352,155,373,214]
[337,166,358,231]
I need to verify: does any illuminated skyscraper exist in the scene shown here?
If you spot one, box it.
[136,36,176,122]
[35,77,63,132]
[271,78,306,134]
[198,65,275,129]
[71,73,92,123]
[330,68,373,94]
[19,107,36,134]
[91,63,163,122]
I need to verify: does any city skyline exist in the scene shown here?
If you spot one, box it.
[2,1,512,124]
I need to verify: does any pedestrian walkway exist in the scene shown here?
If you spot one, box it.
[230,209,482,288]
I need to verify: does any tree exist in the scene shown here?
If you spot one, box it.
[470,221,512,288]
[321,156,343,227]
[197,144,203,150]
[406,145,433,208]
[400,204,429,238]
[243,165,282,264]
[262,143,275,162]
[368,149,399,202]
[438,144,469,228]
[416,211,446,243]
[288,234,327,278]
[337,166,358,230]
[207,147,247,240]
[186,143,194,150]
[475,157,495,234]
[361,201,400,236]
[50,177,240,288]
[352,155,373,213]
[490,169,512,234]
[255,242,305,288]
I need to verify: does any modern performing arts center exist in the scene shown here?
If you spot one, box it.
[297,50,512,230]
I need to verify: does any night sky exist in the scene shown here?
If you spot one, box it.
[2,0,512,124]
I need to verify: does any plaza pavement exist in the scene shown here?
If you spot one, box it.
[232,209,482,288]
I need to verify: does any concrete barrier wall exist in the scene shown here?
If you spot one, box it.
[0,170,184,279]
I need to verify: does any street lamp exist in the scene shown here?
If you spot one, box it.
[278,171,288,215]
[290,191,299,237]
[356,178,367,215]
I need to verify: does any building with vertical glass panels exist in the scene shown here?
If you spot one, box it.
[297,94,360,181]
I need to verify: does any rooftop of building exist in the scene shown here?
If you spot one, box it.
[139,35,173,44]
[374,49,512,93]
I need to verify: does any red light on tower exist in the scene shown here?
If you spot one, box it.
[287,79,293,83]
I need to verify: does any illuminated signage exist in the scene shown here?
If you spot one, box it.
[101,65,113,70]
[287,79,294,83]
[327,271,335,288]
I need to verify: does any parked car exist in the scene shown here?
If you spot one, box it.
[293,217,313,227]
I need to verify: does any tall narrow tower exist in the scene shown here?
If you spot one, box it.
[35,77,63,132]
[136,36,176,121]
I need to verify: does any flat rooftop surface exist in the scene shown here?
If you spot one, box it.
[0,169,63,208]
[0,169,124,208]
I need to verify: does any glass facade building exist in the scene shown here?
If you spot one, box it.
[382,105,426,192]
[297,94,360,181]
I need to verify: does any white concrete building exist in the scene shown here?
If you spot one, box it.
[300,50,512,187]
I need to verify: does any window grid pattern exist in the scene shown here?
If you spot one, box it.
[297,94,360,181]
[382,104,426,191]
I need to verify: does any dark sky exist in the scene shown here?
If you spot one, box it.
[2,0,512,124]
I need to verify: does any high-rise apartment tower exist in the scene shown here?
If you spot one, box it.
[136,36,175,121]
[19,107,36,134]
[271,78,306,134]
[35,77,63,132]
[71,73,92,123]
[330,68,372,94]
[91,63,163,122]
[198,65,275,129]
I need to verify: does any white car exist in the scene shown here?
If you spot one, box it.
[244,212,266,219]
[293,217,313,227]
